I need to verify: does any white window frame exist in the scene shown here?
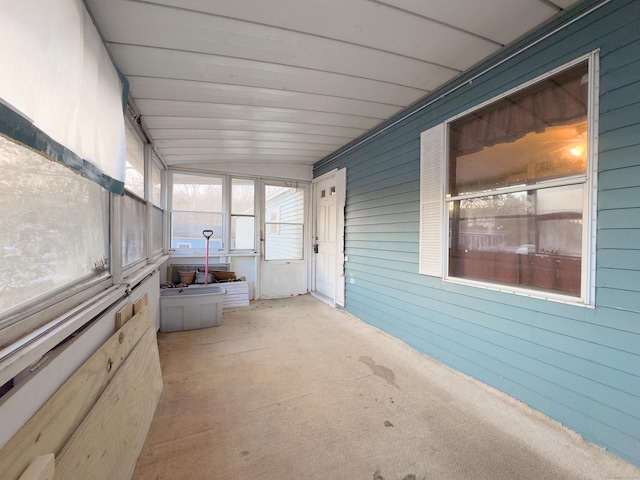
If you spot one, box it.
[419,52,599,306]
[263,181,306,262]
[168,174,259,256]
[229,177,257,253]
[169,172,225,256]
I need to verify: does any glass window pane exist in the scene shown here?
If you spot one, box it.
[124,119,145,198]
[232,178,254,215]
[0,136,110,316]
[265,224,304,260]
[231,216,255,250]
[151,159,162,207]
[172,174,222,212]
[171,211,223,251]
[265,186,304,223]
[449,62,588,196]
[264,185,304,260]
[122,193,146,267]
[152,205,163,253]
[449,185,583,296]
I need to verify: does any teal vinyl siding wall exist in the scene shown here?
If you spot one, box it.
[314,0,640,466]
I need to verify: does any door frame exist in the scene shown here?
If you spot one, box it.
[258,179,310,299]
[311,168,346,307]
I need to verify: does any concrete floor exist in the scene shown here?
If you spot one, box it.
[133,295,640,480]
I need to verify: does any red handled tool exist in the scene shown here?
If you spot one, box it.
[202,229,213,285]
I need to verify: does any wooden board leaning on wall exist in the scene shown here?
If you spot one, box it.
[0,294,163,480]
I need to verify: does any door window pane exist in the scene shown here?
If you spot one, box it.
[265,224,304,260]
[264,186,304,260]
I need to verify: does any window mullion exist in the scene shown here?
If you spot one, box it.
[448,174,588,202]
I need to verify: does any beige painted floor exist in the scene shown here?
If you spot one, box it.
[133,295,640,480]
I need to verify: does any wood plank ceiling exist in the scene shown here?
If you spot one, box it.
[85,0,581,178]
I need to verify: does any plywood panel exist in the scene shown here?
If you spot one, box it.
[133,293,149,314]
[0,307,152,480]
[17,455,54,480]
[115,302,133,330]
[55,326,163,480]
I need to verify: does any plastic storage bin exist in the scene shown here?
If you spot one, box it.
[159,285,226,332]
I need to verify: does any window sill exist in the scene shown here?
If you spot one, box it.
[168,251,259,258]
[443,276,594,308]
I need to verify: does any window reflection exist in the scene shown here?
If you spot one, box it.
[446,61,589,297]
[449,185,583,295]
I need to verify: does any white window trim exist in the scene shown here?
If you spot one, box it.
[229,176,258,253]
[419,51,599,307]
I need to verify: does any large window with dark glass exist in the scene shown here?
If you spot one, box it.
[446,60,590,297]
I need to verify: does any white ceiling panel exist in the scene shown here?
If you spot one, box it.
[136,100,383,129]
[85,0,584,176]
[161,146,332,157]
[163,154,320,165]
[142,117,368,138]
[111,0,503,68]
[150,130,349,146]
[89,1,498,73]
[154,139,338,152]
[110,44,429,105]
[379,0,562,44]
[128,77,403,119]
[549,0,583,9]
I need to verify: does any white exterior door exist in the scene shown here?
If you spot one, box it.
[316,177,337,298]
[313,169,346,306]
